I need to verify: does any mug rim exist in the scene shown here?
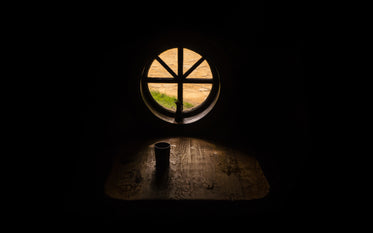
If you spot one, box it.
[155,142,170,149]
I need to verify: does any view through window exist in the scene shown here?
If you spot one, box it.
[147,48,213,111]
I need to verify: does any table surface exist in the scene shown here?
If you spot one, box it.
[105,137,270,200]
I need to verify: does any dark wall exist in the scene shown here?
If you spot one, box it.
[64,1,313,224]
[72,2,308,144]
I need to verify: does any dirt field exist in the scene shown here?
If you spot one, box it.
[148,48,213,106]
[148,83,212,106]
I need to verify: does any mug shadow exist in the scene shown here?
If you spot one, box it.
[151,165,170,190]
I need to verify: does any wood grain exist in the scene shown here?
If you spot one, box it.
[105,137,270,200]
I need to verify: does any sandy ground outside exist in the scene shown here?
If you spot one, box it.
[148,83,212,106]
[147,48,213,107]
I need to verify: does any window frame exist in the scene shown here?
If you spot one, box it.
[140,46,220,124]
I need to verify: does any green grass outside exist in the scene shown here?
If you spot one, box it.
[150,90,194,110]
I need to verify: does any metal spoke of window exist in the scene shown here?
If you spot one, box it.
[145,47,214,122]
[141,47,220,124]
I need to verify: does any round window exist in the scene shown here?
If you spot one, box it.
[140,47,220,124]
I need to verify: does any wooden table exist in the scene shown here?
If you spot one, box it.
[105,137,269,200]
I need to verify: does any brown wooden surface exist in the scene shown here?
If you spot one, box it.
[105,137,269,200]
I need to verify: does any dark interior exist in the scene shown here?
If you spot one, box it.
[63,2,318,228]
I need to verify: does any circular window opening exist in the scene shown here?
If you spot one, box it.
[140,47,220,124]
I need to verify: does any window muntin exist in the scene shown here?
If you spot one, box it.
[141,47,220,124]
[148,48,178,78]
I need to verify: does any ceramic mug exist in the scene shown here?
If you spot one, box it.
[154,142,170,169]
